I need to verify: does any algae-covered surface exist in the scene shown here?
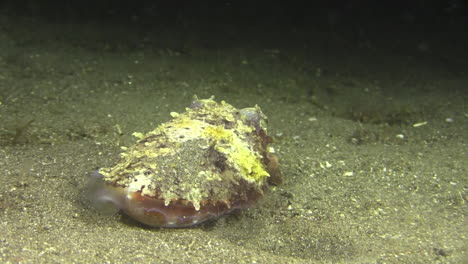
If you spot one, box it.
[0,4,467,264]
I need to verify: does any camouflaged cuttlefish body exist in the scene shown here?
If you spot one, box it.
[91,96,281,228]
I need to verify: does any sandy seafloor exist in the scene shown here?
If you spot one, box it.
[0,9,467,264]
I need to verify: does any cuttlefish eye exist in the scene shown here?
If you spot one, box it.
[239,107,266,133]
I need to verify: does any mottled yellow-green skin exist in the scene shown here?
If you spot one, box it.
[99,96,273,211]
